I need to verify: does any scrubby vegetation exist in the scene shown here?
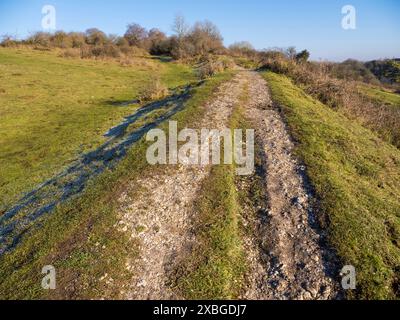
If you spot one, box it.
[196,55,236,79]
[260,49,400,148]
[366,59,400,85]
[330,59,380,85]
[138,75,169,102]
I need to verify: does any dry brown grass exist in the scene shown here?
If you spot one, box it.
[138,76,169,102]
[59,48,81,58]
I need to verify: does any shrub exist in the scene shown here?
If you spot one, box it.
[331,59,380,84]
[366,59,400,85]
[85,28,108,46]
[27,32,52,47]
[188,20,224,56]
[1,34,17,47]
[147,28,170,55]
[102,44,121,58]
[69,32,86,48]
[124,23,148,48]
[60,48,81,58]
[229,41,257,60]
[51,31,72,48]
[169,18,224,60]
[138,77,169,101]
[197,57,226,79]
[79,44,121,59]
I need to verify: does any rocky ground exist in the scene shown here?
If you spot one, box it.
[239,71,340,300]
[114,70,340,300]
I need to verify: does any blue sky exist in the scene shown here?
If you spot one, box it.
[0,0,399,61]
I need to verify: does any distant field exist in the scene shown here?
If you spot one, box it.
[0,48,195,209]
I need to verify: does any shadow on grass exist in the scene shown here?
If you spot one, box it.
[0,83,201,255]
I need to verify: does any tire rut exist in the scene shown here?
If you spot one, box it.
[240,71,339,300]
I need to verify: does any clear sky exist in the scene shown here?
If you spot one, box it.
[0,0,399,61]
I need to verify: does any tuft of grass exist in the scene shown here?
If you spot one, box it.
[233,57,260,70]
[0,71,235,300]
[263,71,400,300]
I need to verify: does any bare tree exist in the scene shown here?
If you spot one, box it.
[147,28,169,55]
[189,20,223,55]
[286,46,297,60]
[172,14,189,38]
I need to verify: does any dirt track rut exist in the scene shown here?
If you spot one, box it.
[117,73,247,299]
[114,70,338,300]
[239,71,338,300]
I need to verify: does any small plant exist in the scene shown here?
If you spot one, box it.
[138,76,169,102]
[197,58,225,80]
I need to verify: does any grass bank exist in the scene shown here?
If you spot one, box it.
[263,71,400,299]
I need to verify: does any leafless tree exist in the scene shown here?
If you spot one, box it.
[172,14,189,38]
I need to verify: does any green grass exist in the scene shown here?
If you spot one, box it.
[233,57,260,70]
[263,71,400,300]
[175,164,246,299]
[360,85,400,107]
[174,87,249,300]
[0,70,235,300]
[0,47,196,209]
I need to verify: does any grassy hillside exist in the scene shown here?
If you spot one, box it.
[0,48,195,209]
[0,69,235,300]
[360,85,400,107]
[263,72,400,299]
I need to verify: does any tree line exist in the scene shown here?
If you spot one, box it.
[1,15,231,60]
